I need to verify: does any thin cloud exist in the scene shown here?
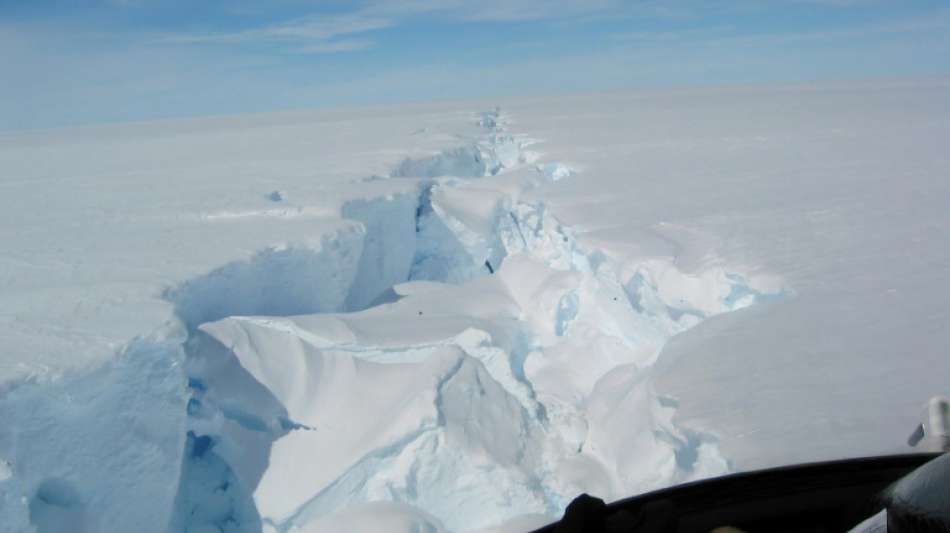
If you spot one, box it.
[157,0,617,54]
[104,0,142,7]
[611,6,950,49]
[296,39,375,54]
[155,0,625,55]
[363,0,621,22]
[611,26,736,44]
[162,12,393,50]
[792,0,882,5]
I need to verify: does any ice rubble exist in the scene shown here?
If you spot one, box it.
[169,109,781,532]
[0,108,781,533]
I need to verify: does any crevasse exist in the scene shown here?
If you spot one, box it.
[0,108,783,533]
[169,108,784,532]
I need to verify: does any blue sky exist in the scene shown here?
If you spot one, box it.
[2,0,949,130]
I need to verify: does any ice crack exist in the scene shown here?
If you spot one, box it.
[165,107,786,532]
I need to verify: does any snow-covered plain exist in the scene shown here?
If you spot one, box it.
[1,80,948,532]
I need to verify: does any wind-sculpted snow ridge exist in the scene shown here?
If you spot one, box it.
[167,108,785,533]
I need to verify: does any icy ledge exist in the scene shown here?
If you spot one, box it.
[0,109,784,533]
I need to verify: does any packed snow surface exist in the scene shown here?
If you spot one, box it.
[1,81,949,532]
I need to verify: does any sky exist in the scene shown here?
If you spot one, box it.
[2,0,950,131]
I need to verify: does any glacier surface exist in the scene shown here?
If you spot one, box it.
[1,81,949,532]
